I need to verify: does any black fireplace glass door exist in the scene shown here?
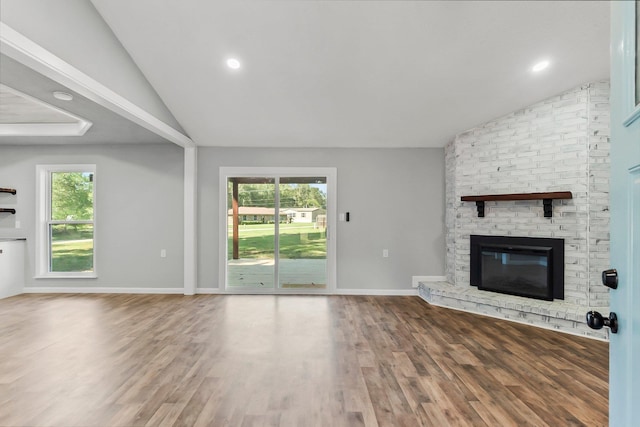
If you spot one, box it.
[480,246,552,300]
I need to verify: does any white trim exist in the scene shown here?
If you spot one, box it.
[620,1,640,127]
[205,289,332,295]
[412,275,447,288]
[0,123,93,137]
[335,288,418,296]
[218,174,228,294]
[423,298,608,342]
[219,167,338,294]
[23,287,184,294]
[0,22,194,148]
[0,84,93,136]
[195,287,418,296]
[196,287,222,294]
[183,147,197,295]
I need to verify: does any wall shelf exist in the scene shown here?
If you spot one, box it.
[0,208,16,215]
[461,191,573,218]
[0,188,17,195]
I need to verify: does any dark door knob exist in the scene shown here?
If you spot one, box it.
[602,269,618,289]
[586,311,618,334]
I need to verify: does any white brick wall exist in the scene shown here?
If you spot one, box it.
[441,81,610,337]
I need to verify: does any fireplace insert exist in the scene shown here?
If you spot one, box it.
[470,235,564,301]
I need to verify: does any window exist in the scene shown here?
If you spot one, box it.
[36,165,96,278]
[300,212,306,218]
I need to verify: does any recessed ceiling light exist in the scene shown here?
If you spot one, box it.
[226,58,241,70]
[532,60,550,73]
[53,91,73,101]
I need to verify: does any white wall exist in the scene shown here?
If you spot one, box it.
[198,147,445,291]
[0,0,184,134]
[0,144,185,289]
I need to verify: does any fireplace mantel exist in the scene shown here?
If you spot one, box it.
[461,191,573,218]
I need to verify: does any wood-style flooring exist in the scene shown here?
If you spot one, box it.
[0,294,608,426]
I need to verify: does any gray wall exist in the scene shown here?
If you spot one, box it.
[1,0,184,133]
[0,144,184,289]
[198,147,445,290]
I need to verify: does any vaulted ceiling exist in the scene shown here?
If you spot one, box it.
[90,0,610,148]
[1,1,610,148]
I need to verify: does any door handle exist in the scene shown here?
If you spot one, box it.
[602,269,618,289]
[586,311,618,334]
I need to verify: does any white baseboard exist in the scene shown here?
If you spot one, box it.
[412,275,447,288]
[196,287,222,294]
[20,287,418,297]
[23,287,185,294]
[196,288,418,296]
[334,288,418,296]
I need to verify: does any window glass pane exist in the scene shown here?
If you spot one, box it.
[50,224,94,272]
[278,177,327,289]
[51,172,94,221]
[226,178,276,288]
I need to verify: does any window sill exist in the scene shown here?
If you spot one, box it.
[34,274,98,279]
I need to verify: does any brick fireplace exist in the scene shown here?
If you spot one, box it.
[419,80,611,339]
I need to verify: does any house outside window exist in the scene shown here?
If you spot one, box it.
[36,164,96,278]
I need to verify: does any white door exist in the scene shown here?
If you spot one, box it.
[609,2,640,424]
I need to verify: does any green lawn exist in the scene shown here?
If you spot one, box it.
[48,223,325,271]
[228,223,326,259]
[51,239,94,272]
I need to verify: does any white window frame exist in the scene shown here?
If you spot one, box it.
[35,164,97,278]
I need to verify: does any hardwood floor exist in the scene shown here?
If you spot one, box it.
[0,294,608,426]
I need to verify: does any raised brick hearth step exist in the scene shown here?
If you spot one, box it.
[418,281,609,340]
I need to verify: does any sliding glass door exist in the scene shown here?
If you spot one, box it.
[221,168,336,293]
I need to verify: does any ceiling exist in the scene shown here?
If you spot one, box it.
[0,53,175,145]
[90,0,610,148]
[0,1,611,149]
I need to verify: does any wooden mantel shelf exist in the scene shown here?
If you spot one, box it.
[461,191,572,218]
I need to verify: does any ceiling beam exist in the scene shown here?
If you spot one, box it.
[0,22,194,148]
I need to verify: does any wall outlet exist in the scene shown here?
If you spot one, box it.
[160,249,167,258]
[382,249,389,258]
[15,220,20,229]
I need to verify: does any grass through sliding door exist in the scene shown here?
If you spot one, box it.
[225,175,328,291]
[278,177,327,289]
[226,178,276,288]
